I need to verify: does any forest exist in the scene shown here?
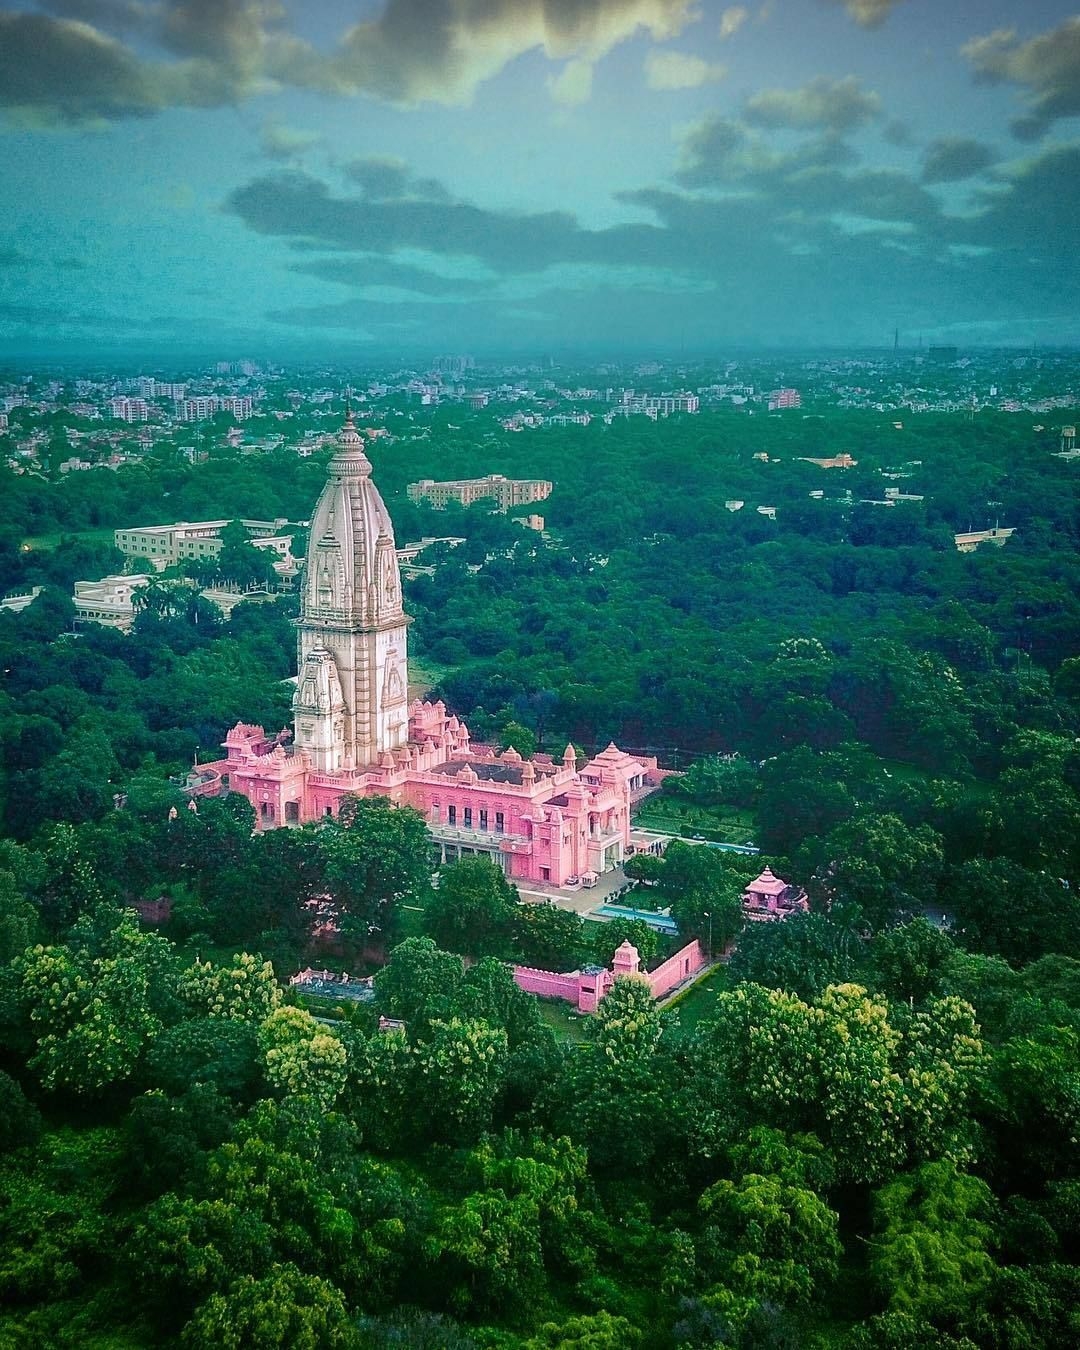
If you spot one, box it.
[0,399,1079,1346]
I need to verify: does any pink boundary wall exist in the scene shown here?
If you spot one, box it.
[513,938,705,1013]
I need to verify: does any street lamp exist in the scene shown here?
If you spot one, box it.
[703,910,713,956]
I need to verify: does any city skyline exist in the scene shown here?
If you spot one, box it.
[2,0,1080,358]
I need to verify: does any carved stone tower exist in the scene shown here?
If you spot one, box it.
[292,411,410,770]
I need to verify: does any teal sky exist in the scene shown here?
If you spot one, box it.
[1,0,1079,359]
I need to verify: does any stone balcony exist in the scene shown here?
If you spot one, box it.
[429,822,530,851]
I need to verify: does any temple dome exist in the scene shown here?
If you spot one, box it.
[301,411,405,630]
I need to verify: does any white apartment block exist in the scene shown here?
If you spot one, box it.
[109,397,150,422]
[175,395,253,422]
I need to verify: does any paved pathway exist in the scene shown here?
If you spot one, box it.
[516,864,633,917]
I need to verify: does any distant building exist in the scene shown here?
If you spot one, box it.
[954,526,1015,553]
[1062,425,1076,453]
[407,473,552,512]
[114,518,293,569]
[73,574,151,631]
[768,388,801,411]
[175,395,252,421]
[799,453,856,469]
[109,396,150,423]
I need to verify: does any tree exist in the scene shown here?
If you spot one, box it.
[524,1312,642,1349]
[802,813,945,930]
[36,821,110,935]
[321,796,432,949]
[554,977,676,1173]
[423,856,519,959]
[498,720,537,758]
[945,858,1080,965]
[698,1170,842,1307]
[182,1263,356,1349]
[0,867,37,966]
[591,915,659,968]
[728,911,860,1002]
[145,1017,261,1100]
[178,952,282,1023]
[684,982,983,1181]
[0,1068,42,1152]
[374,937,463,1025]
[18,909,177,1095]
[653,841,746,954]
[414,1017,508,1145]
[258,1006,348,1112]
[512,902,585,970]
[870,1161,997,1322]
[872,918,957,1004]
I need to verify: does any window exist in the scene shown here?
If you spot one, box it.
[463,807,472,828]
[448,805,456,826]
[431,804,440,823]
[479,809,487,831]
[495,812,504,833]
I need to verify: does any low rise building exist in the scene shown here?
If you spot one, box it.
[407,473,552,512]
[114,518,294,569]
[73,574,151,631]
[955,526,1015,553]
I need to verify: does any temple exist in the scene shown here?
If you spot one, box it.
[188,412,665,884]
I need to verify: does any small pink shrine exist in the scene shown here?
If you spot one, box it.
[741,866,810,921]
[186,413,665,886]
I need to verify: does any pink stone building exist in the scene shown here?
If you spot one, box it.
[187,413,665,884]
[741,866,810,921]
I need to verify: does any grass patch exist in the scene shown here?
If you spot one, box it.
[665,965,732,1038]
[408,654,453,701]
[21,527,118,552]
[633,797,757,845]
[536,997,590,1043]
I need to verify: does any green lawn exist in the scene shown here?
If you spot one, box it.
[633,796,757,845]
[408,654,452,701]
[21,527,118,552]
[663,965,731,1038]
[536,997,590,1043]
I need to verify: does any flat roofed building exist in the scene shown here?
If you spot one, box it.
[114,518,293,569]
[73,574,151,631]
[955,526,1015,553]
[407,473,552,511]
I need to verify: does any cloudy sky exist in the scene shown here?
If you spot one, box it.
[1,0,1079,360]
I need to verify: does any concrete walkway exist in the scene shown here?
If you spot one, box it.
[516,864,633,917]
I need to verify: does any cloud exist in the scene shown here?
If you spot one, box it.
[820,0,908,28]
[0,12,163,123]
[260,121,322,162]
[325,0,699,105]
[961,143,1080,262]
[718,6,748,40]
[0,5,297,125]
[341,158,453,202]
[37,1,154,36]
[548,59,594,106]
[744,76,881,134]
[963,19,1080,140]
[921,137,997,184]
[225,170,671,275]
[675,112,856,186]
[644,50,726,90]
[290,255,495,296]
